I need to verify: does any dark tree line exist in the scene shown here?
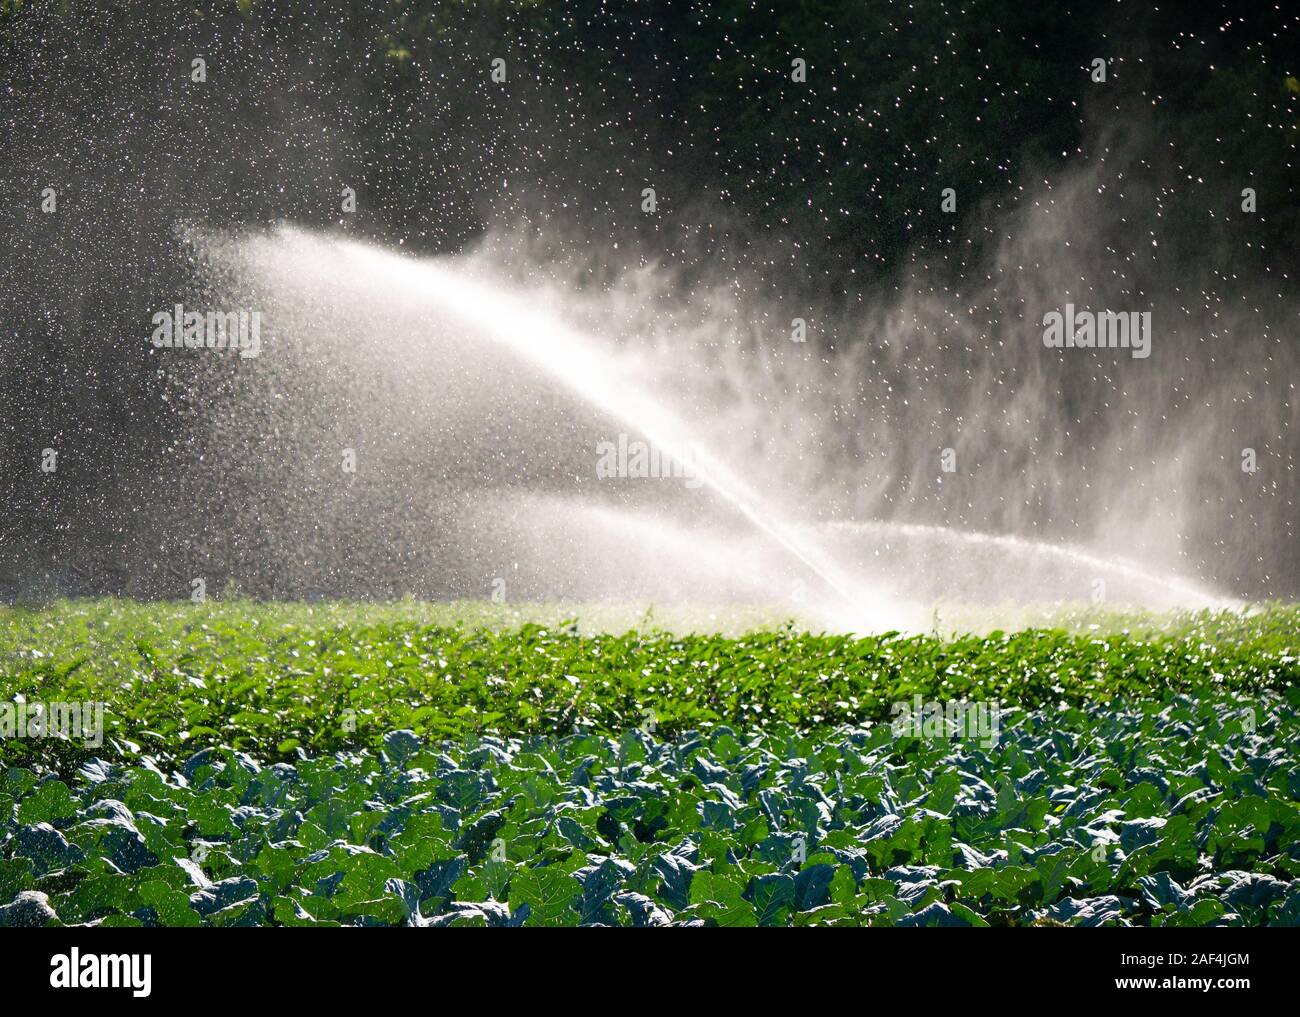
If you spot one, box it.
[0,0,1295,598]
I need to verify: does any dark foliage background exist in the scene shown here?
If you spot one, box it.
[0,0,1295,599]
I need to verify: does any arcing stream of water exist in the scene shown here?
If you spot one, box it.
[338,237,891,625]
[193,225,1240,631]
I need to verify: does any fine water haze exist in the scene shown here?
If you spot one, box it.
[3,5,1294,632]
[169,217,1261,632]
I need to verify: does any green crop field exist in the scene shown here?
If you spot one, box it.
[1,600,1297,927]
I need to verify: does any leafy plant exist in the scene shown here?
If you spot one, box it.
[2,688,1297,927]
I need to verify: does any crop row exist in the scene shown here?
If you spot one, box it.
[3,687,1297,927]
[1,602,1295,770]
